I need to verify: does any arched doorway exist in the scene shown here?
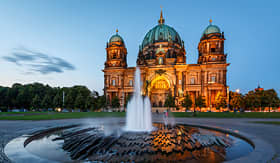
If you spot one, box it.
[159,101,163,107]
[149,76,171,107]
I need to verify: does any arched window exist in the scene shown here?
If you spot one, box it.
[158,57,163,65]
[112,54,117,59]
[190,77,195,85]
[211,76,216,83]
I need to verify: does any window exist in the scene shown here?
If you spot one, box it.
[179,80,182,85]
[211,57,216,61]
[112,54,116,59]
[158,57,163,65]
[211,48,216,53]
[112,80,115,86]
[190,78,195,85]
[211,76,216,83]
[129,80,133,86]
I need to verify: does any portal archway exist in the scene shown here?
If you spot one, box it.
[149,76,171,107]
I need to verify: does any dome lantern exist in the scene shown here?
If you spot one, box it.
[202,19,221,36]
[109,29,124,44]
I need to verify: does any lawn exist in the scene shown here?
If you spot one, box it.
[170,112,280,118]
[0,112,280,120]
[0,112,125,120]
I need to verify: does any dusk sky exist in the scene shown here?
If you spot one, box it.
[0,0,279,94]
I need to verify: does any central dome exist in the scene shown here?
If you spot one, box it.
[141,24,183,49]
[141,11,183,50]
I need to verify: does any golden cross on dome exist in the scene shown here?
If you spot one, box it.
[116,29,118,33]
[158,6,165,24]
[209,19,213,24]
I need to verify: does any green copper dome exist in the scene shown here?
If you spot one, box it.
[141,11,183,50]
[141,24,182,49]
[202,24,221,36]
[109,30,124,43]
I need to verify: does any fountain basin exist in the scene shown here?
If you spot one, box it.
[5,123,254,163]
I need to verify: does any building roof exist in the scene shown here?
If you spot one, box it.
[140,10,183,50]
[202,20,221,36]
[109,29,124,43]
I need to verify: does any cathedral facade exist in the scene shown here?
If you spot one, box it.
[103,11,229,110]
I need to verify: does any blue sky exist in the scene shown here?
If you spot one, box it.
[0,0,279,94]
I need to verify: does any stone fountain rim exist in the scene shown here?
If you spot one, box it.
[5,122,274,163]
[171,122,275,163]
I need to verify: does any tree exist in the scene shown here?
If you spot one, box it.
[111,96,120,110]
[75,93,85,111]
[182,93,193,112]
[65,89,75,109]
[195,95,206,112]
[97,95,107,110]
[0,82,108,112]
[164,93,175,110]
[264,89,280,112]
[42,94,52,109]
[31,95,41,111]
[243,89,280,111]
[124,94,132,108]
[229,91,244,111]
[53,92,62,108]
[215,92,227,110]
[85,96,94,111]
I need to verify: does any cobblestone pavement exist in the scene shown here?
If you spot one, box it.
[0,117,279,163]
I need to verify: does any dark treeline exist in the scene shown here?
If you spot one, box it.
[230,89,280,111]
[166,88,280,112]
[0,83,106,112]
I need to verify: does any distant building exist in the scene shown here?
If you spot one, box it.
[255,84,264,92]
[103,10,229,110]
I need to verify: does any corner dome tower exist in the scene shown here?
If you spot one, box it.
[109,29,124,43]
[198,19,226,64]
[137,9,186,66]
[201,19,222,38]
[105,29,127,68]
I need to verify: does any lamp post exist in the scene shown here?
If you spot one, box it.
[226,87,229,111]
[235,88,240,112]
[236,89,240,94]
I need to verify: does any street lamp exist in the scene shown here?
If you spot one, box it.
[236,89,240,94]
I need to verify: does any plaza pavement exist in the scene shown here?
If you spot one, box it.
[0,116,280,163]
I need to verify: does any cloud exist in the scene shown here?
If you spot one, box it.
[2,47,75,74]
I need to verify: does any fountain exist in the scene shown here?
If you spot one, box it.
[125,67,153,131]
[4,67,254,162]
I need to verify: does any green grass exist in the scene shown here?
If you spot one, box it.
[0,112,42,115]
[250,121,280,125]
[171,112,280,118]
[0,112,280,120]
[0,112,125,120]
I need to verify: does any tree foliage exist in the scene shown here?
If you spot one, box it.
[229,91,244,111]
[195,95,206,110]
[111,96,120,109]
[182,93,193,111]
[215,92,227,109]
[164,93,175,109]
[243,89,280,111]
[0,83,106,111]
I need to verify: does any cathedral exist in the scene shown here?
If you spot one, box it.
[103,10,229,111]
